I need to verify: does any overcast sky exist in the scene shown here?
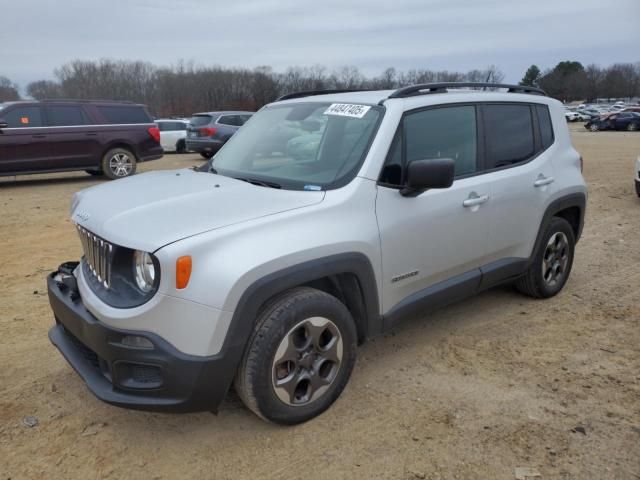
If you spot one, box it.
[2,0,639,91]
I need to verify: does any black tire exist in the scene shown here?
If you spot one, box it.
[85,169,104,176]
[516,217,575,299]
[176,140,187,153]
[627,122,639,132]
[234,287,357,425]
[200,152,214,159]
[101,148,137,180]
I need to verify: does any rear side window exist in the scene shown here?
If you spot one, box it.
[536,105,554,149]
[47,106,90,126]
[189,115,213,127]
[4,106,44,127]
[484,104,535,168]
[96,106,151,124]
[218,115,242,126]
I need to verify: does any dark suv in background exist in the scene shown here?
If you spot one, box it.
[185,111,253,158]
[0,100,163,179]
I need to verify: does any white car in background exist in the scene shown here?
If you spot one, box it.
[635,156,640,197]
[155,118,189,153]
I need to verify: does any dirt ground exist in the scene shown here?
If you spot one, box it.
[0,124,639,480]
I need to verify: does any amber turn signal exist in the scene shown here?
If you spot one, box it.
[176,256,192,289]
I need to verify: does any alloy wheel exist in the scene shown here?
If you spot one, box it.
[272,317,343,406]
[542,232,569,288]
[109,153,133,177]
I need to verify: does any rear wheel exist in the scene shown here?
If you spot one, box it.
[234,287,357,425]
[176,140,187,153]
[627,122,638,132]
[102,148,137,180]
[516,217,575,298]
[200,152,214,159]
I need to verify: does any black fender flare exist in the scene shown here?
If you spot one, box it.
[214,252,381,396]
[530,192,586,262]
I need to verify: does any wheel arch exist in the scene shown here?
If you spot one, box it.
[216,253,381,388]
[530,192,586,263]
[101,141,139,162]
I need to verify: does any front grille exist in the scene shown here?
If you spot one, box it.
[76,225,113,288]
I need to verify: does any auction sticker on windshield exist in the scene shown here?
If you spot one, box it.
[324,103,371,118]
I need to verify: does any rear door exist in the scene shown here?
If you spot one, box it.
[0,105,50,174]
[45,104,99,168]
[482,103,558,271]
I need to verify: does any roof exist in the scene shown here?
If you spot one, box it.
[192,111,255,116]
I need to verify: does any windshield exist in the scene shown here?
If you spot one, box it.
[211,102,382,190]
[189,114,213,127]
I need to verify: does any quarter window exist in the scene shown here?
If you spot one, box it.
[4,106,44,128]
[536,105,554,149]
[484,104,535,168]
[96,106,151,124]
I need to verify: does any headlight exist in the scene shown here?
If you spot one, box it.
[133,250,156,292]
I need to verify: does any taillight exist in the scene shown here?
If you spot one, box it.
[200,127,217,137]
[147,126,160,143]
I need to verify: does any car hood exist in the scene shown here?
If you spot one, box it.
[71,168,324,252]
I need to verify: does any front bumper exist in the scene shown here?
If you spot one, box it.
[47,264,236,413]
[185,138,224,154]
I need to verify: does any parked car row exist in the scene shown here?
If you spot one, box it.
[0,100,255,180]
[0,100,163,179]
[584,112,640,132]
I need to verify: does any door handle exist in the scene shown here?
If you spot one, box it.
[534,175,555,187]
[463,193,490,207]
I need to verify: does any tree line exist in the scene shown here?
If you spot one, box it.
[0,59,638,116]
[520,61,640,102]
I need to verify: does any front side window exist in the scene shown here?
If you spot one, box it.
[484,104,535,168]
[212,102,382,189]
[379,105,477,185]
[47,106,89,126]
[4,106,44,128]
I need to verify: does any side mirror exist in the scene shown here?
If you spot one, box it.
[0,119,7,129]
[400,158,455,197]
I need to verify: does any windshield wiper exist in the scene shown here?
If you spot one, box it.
[234,177,281,189]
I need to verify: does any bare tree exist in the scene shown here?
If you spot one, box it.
[0,76,20,101]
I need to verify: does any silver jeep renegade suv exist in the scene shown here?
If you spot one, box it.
[48,83,587,424]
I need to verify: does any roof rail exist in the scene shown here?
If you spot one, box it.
[276,89,371,101]
[386,83,547,101]
[39,98,136,104]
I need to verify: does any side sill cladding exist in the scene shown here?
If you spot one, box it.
[214,252,381,396]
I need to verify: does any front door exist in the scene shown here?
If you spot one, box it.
[375,104,491,320]
[0,105,50,174]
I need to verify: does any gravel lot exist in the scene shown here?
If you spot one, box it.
[1,124,639,480]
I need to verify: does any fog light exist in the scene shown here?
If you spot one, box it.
[121,335,153,349]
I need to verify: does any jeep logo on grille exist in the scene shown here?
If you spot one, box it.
[75,210,90,222]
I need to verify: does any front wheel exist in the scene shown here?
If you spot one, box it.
[176,140,187,153]
[200,152,214,159]
[516,217,575,298]
[102,148,137,179]
[234,287,357,425]
[589,124,599,132]
[627,122,639,132]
